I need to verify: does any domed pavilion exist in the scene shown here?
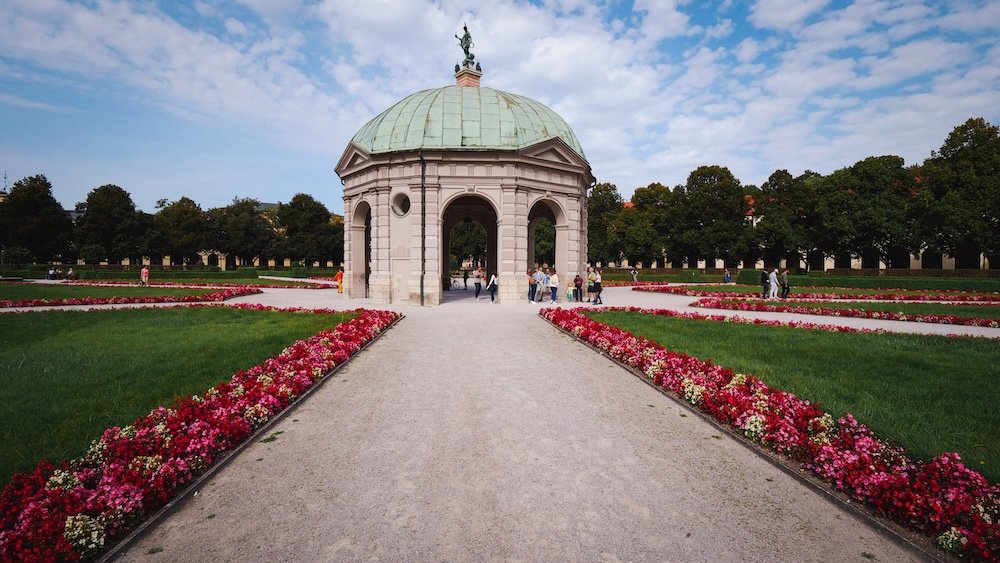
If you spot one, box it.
[336,31,593,305]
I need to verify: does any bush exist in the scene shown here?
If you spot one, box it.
[289,266,308,278]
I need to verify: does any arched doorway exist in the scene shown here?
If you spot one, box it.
[447,220,487,290]
[350,200,372,298]
[441,195,498,296]
[528,199,567,276]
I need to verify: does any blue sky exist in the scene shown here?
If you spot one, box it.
[1,0,997,215]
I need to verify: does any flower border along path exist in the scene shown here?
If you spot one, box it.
[0,306,402,562]
[539,307,999,561]
[0,286,261,308]
[692,297,1000,328]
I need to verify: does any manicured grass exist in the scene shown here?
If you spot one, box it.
[0,307,354,486]
[713,298,1000,321]
[588,310,1000,482]
[0,283,209,301]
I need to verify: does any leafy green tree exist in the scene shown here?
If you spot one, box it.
[587,182,623,265]
[611,206,658,266]
[277,194,341,265]
[756,170,822,270]
[154,197,208,265]
[676,165,751,266]
[533,218,555,266]
[207,198,277,266]
[450,220,487,269]
[0,174,73,262]
[74,185,148,263]
[922,117,1000,268]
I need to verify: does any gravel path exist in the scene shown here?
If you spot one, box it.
[110,286,946,562]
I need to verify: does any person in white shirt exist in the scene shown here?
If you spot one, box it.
[548,269,560,304]
[768,268,779,299]
[592,268,604,305]
[487,272,499,303]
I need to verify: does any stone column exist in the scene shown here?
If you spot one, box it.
[368,184,392,303]
[498,182,526,304]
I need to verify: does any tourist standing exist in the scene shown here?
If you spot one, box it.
[630,268,638,282]
[527,270,537,302]
[532,267,545,302]
[335,267,344,294]
[548,268,559,304]
[723,268,732,283]
[140,265,150,287]
[574,274,584,302]
[463,269,469,290]
[592,268,603,305]
[473,266,483,300]
[487,272,499,303]
[760,269,769,299]
[768,268,779,299]
[780,269,790,299]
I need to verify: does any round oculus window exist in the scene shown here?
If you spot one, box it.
[391,193,411,217]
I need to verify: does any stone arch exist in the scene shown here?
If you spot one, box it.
[350,199,373,298]
[528,196,569,280]
[441,193,499,293]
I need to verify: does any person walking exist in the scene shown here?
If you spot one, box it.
[487,272,499,303]
[780,269,790,299]
[768,268,779,299]
[334,267,344,294]
[548,268,559,304]
[463,269,469,290]
[723,268,732,283]
[630,268,638,282]
[592,268,604,305]
[574,273,584,302]
[473,266,483,300]
[527,270,537,302]
[760,269,769,299]
[140,265,150,287]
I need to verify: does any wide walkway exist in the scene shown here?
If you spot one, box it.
[106,285,961,562]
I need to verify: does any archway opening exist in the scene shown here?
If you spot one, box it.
[528,200,561,270]
[350,201,372,298]
[447,220,487,290]
[441,195,498,297]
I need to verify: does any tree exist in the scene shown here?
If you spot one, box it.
[587,182,623,266]
[0,174,73,262]
[922,117,1000,268]
[276,194,341,265]
[629,182,679,266]
[74,185,147,263]
[756,170,821,270]
[676,165,751,266]
[155,197,208,265]
[533,218,555,265]
[208,198,276,266]
[450,220,487,268]
[611,206,658,266]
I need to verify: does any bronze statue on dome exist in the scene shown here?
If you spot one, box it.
[455,24,478,70]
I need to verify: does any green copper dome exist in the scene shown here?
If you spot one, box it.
[350,86,586,159]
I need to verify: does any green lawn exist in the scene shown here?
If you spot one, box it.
[589,310,1000,482]
[0,307,354,485]
[0,283,210,301]
[711,298,1000,321]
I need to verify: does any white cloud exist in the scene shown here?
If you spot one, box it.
[750,0,832,30]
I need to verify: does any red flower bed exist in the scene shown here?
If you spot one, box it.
[0,307,401,561]
[693,298,1000,328]
[540,307,999,560]
[0,286,261,308]
[635,285,1000,303]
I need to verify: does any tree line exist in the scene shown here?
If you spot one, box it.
[587,117,1000,270]
[0,180,344,268]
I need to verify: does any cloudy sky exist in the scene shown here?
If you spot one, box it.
[1,0,998,215]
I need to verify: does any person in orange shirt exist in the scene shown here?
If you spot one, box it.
[334,268,344,294]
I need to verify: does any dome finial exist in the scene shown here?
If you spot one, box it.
[454,24,483,86]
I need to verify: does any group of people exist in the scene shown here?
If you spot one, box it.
[760,268,791,299]
[463,265,606,305]
[527,266,603,305]
[44,267,76,280]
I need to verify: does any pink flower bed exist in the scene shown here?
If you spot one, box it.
[0,286,261,308]
[0,306,401,561]
[693,298,1000,328]
[540,307,999,560]
[635,285,1000,303]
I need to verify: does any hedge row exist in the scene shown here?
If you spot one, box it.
[734,269,1000,291]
